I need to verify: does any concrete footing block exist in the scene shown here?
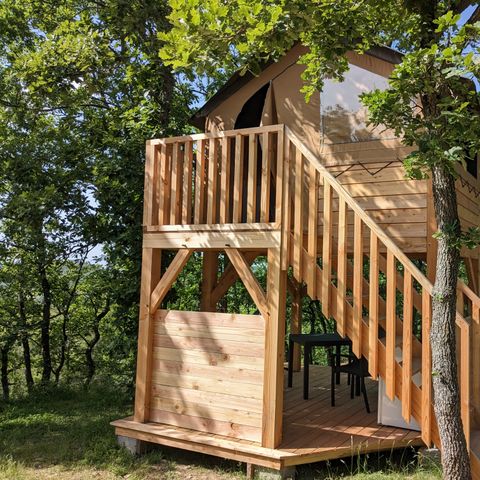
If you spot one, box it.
[417,447,441,467]
[117,435,151,456]
[251,465,296,480]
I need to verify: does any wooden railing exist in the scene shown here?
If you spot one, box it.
[143,125,284,231]
[282,125,475,452]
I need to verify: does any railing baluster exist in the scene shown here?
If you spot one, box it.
[219,137,230,223]
[182,141,193,225]
[321,180,333,318]
[207,138,218,224]
[233,134,244,223]
[275,130,284,224]
[194,139,206,224]
[281,139,292,271]
[386,250,396,400]
[336,199,348,337]
[293,147,303,280]
[402,269,413,422]
[247,134,257,223]
[368,231,379,378]
[152,144,160,227]
[421,290,432,446]
[158,144,169,226]
[307,163,318,299]
[169,142,179,224]
[261,132,271,222]
[352,214,363,357]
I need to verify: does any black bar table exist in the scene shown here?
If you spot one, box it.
[287,333,352,400]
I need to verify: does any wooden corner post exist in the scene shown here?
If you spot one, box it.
[262,127,287,449]
[134,141,161,423]
[262,247,287,449]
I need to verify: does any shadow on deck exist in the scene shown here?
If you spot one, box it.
[279,365,422,467]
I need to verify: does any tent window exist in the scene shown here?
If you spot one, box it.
[234,83,270,129]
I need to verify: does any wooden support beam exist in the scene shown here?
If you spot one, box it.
[134,247,161,422]
[262,247,287,448]
[201,251,218,312]
[143,230,281,250]
[150,249,194,314]
[225,249,269,318]
[210,251,260,305]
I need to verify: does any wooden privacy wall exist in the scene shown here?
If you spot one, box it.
[150,310,265,442]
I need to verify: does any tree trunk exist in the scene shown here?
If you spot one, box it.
[53,313,69,385]
[1,344,10,401]
[38,263,52,385]
[19,292,34,392]
[430,164,471,479]
[85,324,101,385]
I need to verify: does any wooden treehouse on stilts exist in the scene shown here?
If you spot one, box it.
[112,45,480,477]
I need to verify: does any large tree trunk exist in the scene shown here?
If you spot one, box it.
[19,292,34,392]
[430,164,471,479]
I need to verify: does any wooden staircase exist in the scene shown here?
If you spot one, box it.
[282,126,480,477]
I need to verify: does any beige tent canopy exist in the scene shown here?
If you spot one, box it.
[192,44,401,157]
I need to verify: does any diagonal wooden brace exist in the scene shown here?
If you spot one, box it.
[150,249,194,314]
[225,249,269,319]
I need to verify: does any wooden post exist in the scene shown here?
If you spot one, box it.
[134,247,161,422]
[262,247,287,449]
[291,279,303,372]
[201,251,218,312]
[134,141,162,423]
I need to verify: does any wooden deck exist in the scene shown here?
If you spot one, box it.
[280,365,422,466]
[112,366,423,470]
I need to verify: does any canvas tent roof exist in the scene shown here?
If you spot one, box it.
[191,45,403,130]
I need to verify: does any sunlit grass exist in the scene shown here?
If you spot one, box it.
[0,386,441,479]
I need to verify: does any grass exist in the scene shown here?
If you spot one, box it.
[0,386,441,479]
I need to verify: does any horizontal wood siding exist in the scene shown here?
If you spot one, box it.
[317,140,427,254]
[150,310,265,442]
[456,169,480,259]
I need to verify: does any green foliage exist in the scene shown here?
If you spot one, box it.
[159,0,418,99]
[0,0,194,395]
